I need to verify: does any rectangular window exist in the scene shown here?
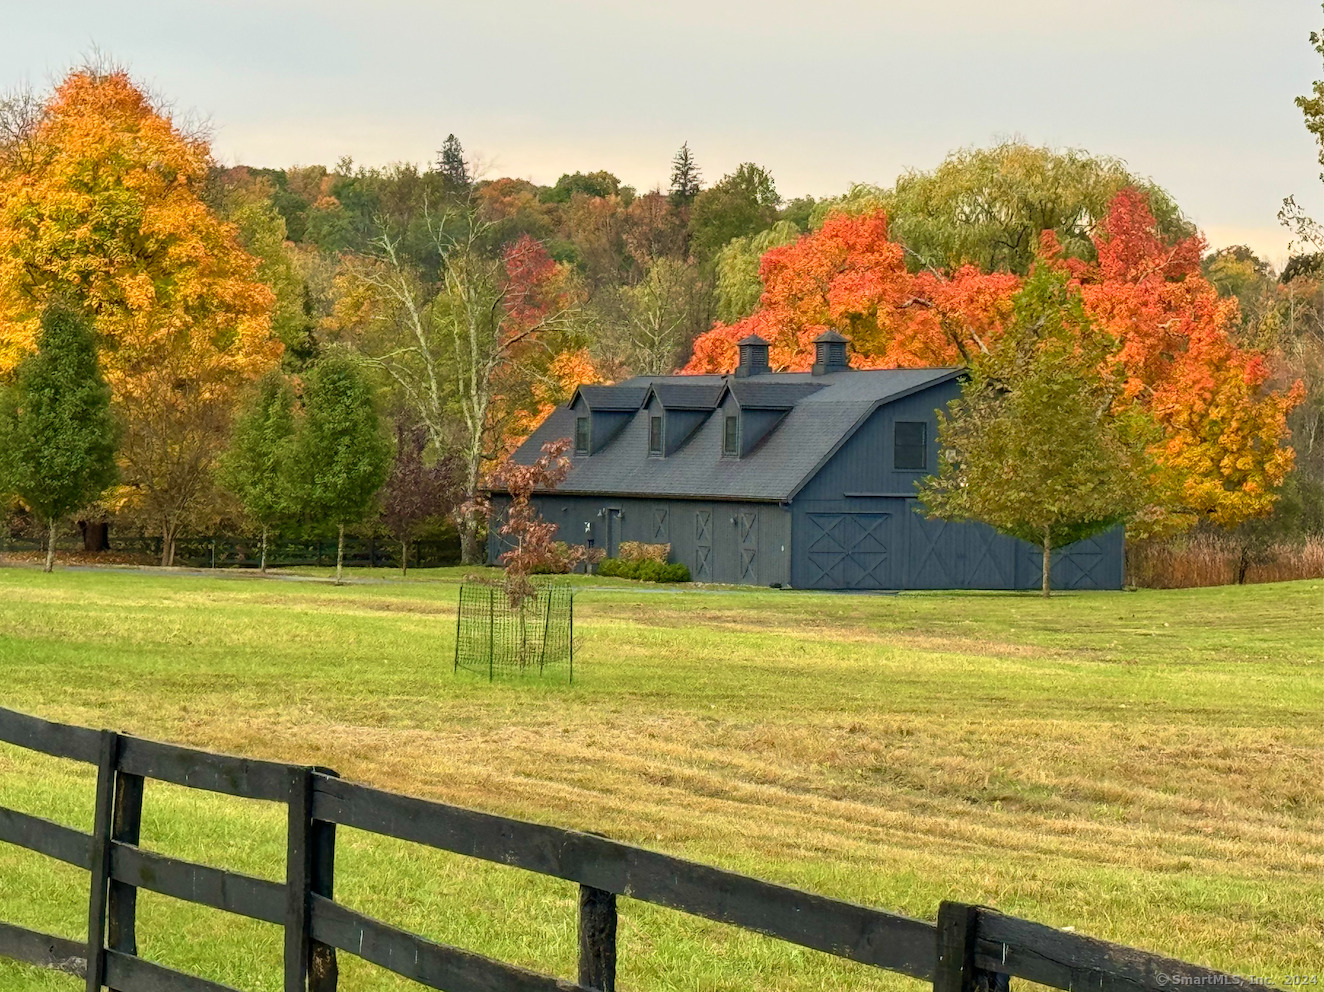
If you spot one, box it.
[649,415,663,455]
[574,416,590,454]
[723,415,739,456]
[894,421,927,470]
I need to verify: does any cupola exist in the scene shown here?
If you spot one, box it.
[811,329,850,376]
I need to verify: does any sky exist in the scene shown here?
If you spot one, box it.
[5,0,1321,267]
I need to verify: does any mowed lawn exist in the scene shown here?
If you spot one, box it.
[0,567,1318,991]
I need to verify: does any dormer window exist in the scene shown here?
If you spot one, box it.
[649,416,663,455]
[723,415,739,456]
[574,416,590,454]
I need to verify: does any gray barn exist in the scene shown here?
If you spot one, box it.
[489,332,1122,591]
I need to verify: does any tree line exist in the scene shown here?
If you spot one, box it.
[0,34,1319,581]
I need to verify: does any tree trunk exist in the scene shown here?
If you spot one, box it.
[401,539,408,579]
[78,520,110,552]
[161,521,178,567]
[335,523,345,586]
[1041,526,1052,598]
[260,524,268,575]
[44,519,56,574]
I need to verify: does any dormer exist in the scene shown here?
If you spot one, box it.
[643,382,723,457]
[717,379,823,458]
[569,385,647,455]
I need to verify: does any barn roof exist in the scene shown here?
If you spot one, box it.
[506,367,962,502]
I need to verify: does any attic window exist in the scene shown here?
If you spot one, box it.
[649,416,663,455]
[574,416,589,454]
[894,421,927,470]
[723,415,739,457]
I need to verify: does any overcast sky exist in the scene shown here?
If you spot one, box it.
[6,0,1321,266]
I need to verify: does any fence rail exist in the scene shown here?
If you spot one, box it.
[0,535,461,570]
[0,706,1249,992]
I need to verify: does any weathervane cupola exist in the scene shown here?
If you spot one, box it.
[811,329,850,376]
[734,334,771,378]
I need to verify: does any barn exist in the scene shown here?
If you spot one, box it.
[489,331,1123,591]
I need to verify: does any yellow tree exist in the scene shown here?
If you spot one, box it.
[0,69,279,563]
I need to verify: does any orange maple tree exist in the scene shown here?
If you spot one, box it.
[0,69,279,560]
[684,197,1300,530]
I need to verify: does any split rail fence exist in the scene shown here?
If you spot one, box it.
[0,706,1249,992]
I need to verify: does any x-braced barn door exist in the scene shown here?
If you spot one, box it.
[737,510,758,584]
[695,510,712,580]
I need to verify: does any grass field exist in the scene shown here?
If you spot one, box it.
[0,566,1318,990]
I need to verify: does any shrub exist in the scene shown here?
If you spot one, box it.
[596,556,690,582]
[617,541,670,563]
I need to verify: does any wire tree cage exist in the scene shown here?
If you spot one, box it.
[453,579,573,682]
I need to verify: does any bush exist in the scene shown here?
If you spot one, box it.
[617,541,670,563]
[596,556,690,582]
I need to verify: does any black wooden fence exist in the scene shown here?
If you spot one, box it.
[0,535,461,570]
[0,706,1250,992]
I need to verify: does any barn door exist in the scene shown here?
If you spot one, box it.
[605,508,622,558]
[694,510,712,580]
[805,512,892,589]
[737,511,759,584]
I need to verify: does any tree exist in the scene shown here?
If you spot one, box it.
[599,258,710,375]
[0,68,280,565]
[688,163,780,258]
[542,170,622,204]
[668,142,701,208]
[0,303,117,572]
[713,220,801,323]
[380,422,462,577]
[218,371,296,573]
[687,195,1301,534]
[341,209,578,565]
[490,438,597,604]
[920,269,1160,596]
[1298,6,1324,184]
[813,143,1192,275]
[288,355,391,585]
[437,134,471,196]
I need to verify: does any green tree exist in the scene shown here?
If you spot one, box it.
[813,143,1191,274]
[218,371,297,573]
[0,303,117,572]
[288,355,391,585]
[1298,5,1324,183]
[688,163,780,258]
[437,134,471,196]
[713,220,801,323]
[668,142,702,207]
[542,170,622,204]
[920,268,1160,596]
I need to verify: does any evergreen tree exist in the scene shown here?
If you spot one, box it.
[669,142,702,207]
[0,303,117,572]
[437,134,471,195]
[919,268,1160,596]
[288,355,391,585]
[218,371,297,573]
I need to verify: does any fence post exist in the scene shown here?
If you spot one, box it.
[86,730,121,992]
[107,769,144,956]
[287,766,339,992]
[935,902,1007,992]
[488,587,495,681]
[578,884,616,992]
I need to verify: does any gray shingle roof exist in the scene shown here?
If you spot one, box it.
[508,367,962,501]
[724,380,823,409]
[574,385,649,410]
[647,382,725,409]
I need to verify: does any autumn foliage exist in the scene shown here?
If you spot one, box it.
[0,69,279,556]
[685,194,1301,531]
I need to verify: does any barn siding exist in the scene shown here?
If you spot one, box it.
[489,494,793,586]
[789,382,1124,591]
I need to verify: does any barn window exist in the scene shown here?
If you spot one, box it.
[723,415,739,456]
[894,421,927,470]
[649,416,663,455]
[574,417,590,454]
